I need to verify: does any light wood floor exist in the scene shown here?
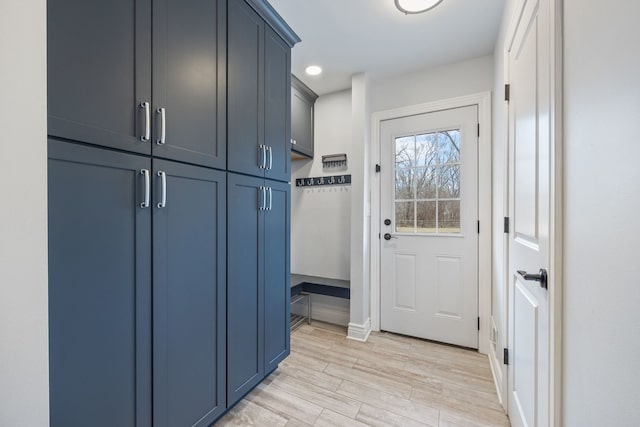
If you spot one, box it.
[216,321,510,427]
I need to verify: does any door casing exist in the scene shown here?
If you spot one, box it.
[370,92,492,355]
[503,0,563,425]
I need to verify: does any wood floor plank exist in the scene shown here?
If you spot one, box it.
[247,383,324,425]
[355,403,430,427]
[325,363,413,399]
[314,409,370,427]
[269,372,362,418]
[216,399,288,426]
[337,380,439,427]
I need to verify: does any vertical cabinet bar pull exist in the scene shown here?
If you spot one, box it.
[258,186,266,210]
[267,146,273,170]
[156,107,166,145]
[157,171,167,208]
[268,187,272,211]
[140,169,150,208]
[140,102,150,142]
[258,145,266,169]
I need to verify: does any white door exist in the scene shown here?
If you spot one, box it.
[380,106,478,348]
[507,0,552,425]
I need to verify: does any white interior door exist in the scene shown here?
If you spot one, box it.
[380,106,478,348]
[507,0,552,425]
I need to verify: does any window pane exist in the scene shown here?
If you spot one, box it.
[416,201,437,233]
[438,164,460,198]
[415,167,437,199]
[395,136,415,169]
[415,133,437,168]
[438,200,460,233]
[395,201,414,233]
[395,169,413,200]
[437,130,461,164]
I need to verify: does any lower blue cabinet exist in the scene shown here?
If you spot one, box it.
[49,142,227,426]
[227,173,290,407]
[49,143,289,426]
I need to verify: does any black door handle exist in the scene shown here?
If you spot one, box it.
[383,233,397,241]
[517,269,548,289]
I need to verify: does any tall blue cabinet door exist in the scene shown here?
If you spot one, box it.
[227,173,265,406]
[263,27,291,183]
[152,0,226,168]
[47,0,152,154]
[152,160,227,427]
[227,0,265,177]
[48,140,152,427]
[263,180,291,373]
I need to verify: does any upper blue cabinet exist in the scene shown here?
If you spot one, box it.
[48,0,227,169]
[227,0,299,182]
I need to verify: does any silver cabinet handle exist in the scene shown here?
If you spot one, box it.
[157,171,167,208]
[156,107,166,145]
[258,145,267,169]
[259,186,267,210]
[140,102,150,142]
[268,146,273,170]
[268,187,272,211]
[140,169,150,208]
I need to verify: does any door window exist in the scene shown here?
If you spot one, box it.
[394,130,461,234]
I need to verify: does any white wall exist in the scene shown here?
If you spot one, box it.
[0,0,50,425]
[291,89,352,280]
[563,1,640,425]
[370,55,494,113]
[348,73,372,340]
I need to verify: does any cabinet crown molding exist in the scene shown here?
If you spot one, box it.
[244,0,301,47]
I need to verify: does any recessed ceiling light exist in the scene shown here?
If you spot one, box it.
[305,65,322,76]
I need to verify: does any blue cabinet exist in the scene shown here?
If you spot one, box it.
[48,0,227,168]
[227,173,290,406]
[227,0,291,182]
[48,0,297,424]
[48,140,152,427]
[49,142,227,427]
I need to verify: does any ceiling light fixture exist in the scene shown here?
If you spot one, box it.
[395,0,444,14]
[305,65,322,76]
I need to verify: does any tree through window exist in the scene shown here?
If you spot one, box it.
[394,130,461,234]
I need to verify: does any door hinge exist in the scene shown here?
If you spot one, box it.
[477,221,480,234]
[505,84,510,102]
[477,317,480,331]
[477,123,480,137]
[504,348,509,365]
[504,217,510,233]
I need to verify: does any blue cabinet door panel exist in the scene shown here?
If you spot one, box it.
[264,180,291,372]
[227,172,265,406]
[152,160,227,426]
[48,140,152,427]
[47,0,151,154]
[227,0,264,177]
[152,0,227,168]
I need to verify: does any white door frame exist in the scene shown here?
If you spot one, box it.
[370,92,492,355]
[503,0,563,424]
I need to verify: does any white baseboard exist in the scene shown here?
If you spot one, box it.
[347,318,371,342]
